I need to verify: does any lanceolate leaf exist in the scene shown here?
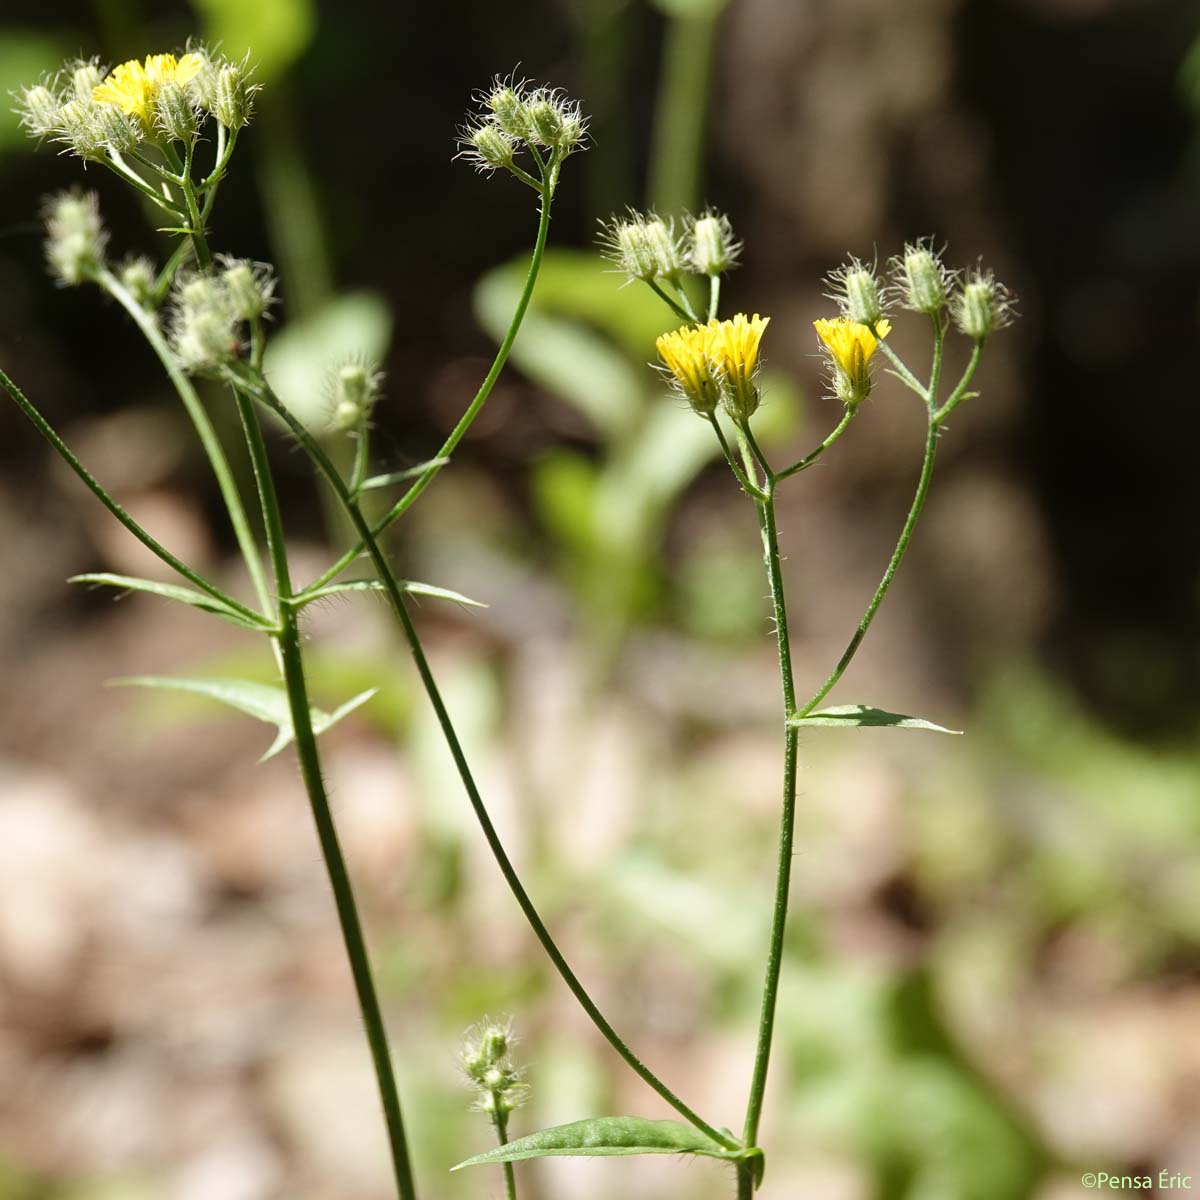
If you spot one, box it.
[298,579,486,609]
[110,675,377,760]
[70,573,268,631]
[789,704,961,734]
[355,458,449,493]
[451,1117,746,1171]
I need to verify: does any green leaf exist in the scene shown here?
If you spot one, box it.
[789,705,961,734]
[262,292,392,434]
[451,1117,745,1170]
[69,573,267,631]
[110,675,377,760]
[356,458,449,493]
[300,579,486,609]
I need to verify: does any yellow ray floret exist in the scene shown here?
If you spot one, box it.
[707,312,770,418]
[656,323,721,414]
[813,316,890,401]
[93,52,204,124]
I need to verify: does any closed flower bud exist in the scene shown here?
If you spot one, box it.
[170,273,240,372]
[528,95,563,145]
[464,123,516,172]
[892,240,952,315]
[55,98,108,160]
[688,211,740,276]
[92,102,138,153]
[69,59,105,101]
[16,83,63,139]
[331,362,382,431]
[487,83,535,140]
[952,268,1014,340]
[599,211,683,283]
[119,255,157,306]
[221,258,276,321]
[206,60,257,130]
[828,257,885,327]
[154,80,197,141]
[459,1016,528,1119]
[44,189,108,286]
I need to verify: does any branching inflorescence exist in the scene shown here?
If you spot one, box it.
[6,44,1013,1200]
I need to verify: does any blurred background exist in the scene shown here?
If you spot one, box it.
[2,0,1199,1197]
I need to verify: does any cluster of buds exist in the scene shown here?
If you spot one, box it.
[14,48,258,161]
[656,313,770,423]
[330,361,383,433]
[824,242,1014,341]
[43,189,108,286]
[601,208,740,286]
[168,258,276,373]
[459,1017,530,1122]
[458,74,586,182]
[814,242,1014,404]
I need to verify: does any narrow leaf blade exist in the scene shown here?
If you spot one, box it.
[356,458,450,492]
[111,676,295,726]
[70,573,265,630]
[789,704,961,734]
[452,1117,738,1170]
[300,579,486,609]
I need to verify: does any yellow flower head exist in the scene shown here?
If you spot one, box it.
[707,312,770,420]
[813,316,890,405]
[93,52,204,125]
[657,323,721,415]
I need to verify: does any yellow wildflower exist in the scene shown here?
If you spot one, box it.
[813,316,891,405]
[707,312,769,420]
[656,323,722,415]
[93,52,204,126]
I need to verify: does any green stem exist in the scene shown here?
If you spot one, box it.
[708,414,766,500]
[493,1107,517,1200]
[303,170,559,593]
[934,340,984,424]
[872,331,929,402]
[741,481,799,1154]
[98,269,272,616]
[707,273,721,322]
[797,419,939,717]
[644,278,695,325]
[736,1163,755,1200]
[774,409,856,482]
[925,315,945,419]
[239,370,735,1153]
[0,367,265,626]
[103,153,185,214]
[179,176,212,269]
[233,390,419,1200]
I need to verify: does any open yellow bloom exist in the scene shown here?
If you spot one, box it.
[813,316,891,404]
[93,52,204,125]
[707,313,769,420]
[657,323,722,415]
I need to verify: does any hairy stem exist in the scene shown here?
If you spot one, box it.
[239,370,735,1152]
[234,390,419,1200]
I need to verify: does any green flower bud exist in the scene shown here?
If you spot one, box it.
[154,80,198,142]
[600,211,683,282]
[205,60,256,130]
[119,256,157,306]
[221,258,276,321]
[331,362,382,432]
[44,189,107,286]
[527,95,563,145]
[55,98,108,161]
[465,123,516,172]
[170,273,240,373]
[893,241,952,314]
[829,257,885,326]
[92,102,138,153]
[69,59,105,101]
[952,268,1014,340]
[487,84,534,140]
[16,83,63,139]
[688,211,740,276]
